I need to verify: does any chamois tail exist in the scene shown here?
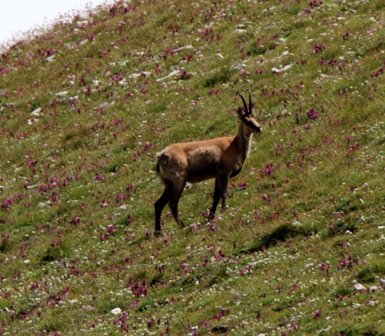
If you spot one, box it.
[155,151,170,177]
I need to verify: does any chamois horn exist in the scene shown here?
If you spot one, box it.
[247,89,252,114]
[236,92,249,115]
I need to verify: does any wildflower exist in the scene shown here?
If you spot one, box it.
[313,310,322,319]
[127,214,136,225]
[261,162,274,176]
[130,280,148,297]
[106,225,118,233]
[143,142,153,151]
[313,44,326,53]
[261,194,271,203]
[238,181,248,190]
[307,108,319,120]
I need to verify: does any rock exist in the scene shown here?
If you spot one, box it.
[233,29,246,34]
[55,91,69,97]
[46,55,55,62]
[111,307,122,315]
[76,21,89,27]
[271,64,294,73]
[353,283,366,291]
[31,107,42,116]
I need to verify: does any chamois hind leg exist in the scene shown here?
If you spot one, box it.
[154,180,173,235]
[208,178,221,221]
[168,180,186,228]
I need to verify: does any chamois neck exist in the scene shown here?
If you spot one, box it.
[236,122,253,160]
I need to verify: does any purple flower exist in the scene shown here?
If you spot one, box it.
[307,108,319,120]
[238,182,248,190]
[106,225,119,233]
[313,310,322,319]
[71,217,81,225]
[130,280,148,297]
[313,44,326,53]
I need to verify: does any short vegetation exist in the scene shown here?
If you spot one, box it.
[1,0,385,335]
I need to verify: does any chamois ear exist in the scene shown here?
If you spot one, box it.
[237,107,244,118]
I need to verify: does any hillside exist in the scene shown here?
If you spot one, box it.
[1,0,385,334]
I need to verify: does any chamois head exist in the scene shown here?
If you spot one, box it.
[236,91,262,134]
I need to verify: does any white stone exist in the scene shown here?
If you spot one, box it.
[55,91,69,97]
[353,283,366,291]
[77,21,89,27]
[271,64,294,73]
[31,107,42,116]
[46,55,55,62]
[111,308,122,315]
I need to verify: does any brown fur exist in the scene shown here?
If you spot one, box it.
[154,92,261,235]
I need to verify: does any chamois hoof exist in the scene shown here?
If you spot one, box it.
[177,221,185,229]
[154,230,163,237]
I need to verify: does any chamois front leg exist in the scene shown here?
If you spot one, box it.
[208,173,230,220]
[208,178,221,221]
[219,174,230,212]
[168,180,186,228]
[154,180,173,236]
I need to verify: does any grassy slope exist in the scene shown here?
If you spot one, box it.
[1,0,385,334]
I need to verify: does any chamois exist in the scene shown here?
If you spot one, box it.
[154,91,261,235]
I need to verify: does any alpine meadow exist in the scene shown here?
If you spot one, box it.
[1,0,385,335]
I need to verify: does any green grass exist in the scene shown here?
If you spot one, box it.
[1,0,385,334]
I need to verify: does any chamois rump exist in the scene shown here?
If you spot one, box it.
[154,91,261,235]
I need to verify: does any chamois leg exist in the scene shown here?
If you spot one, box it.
[168,181,186,228]
[208,178,221,221]
[154,180,173,235]
[219,174,229,212]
